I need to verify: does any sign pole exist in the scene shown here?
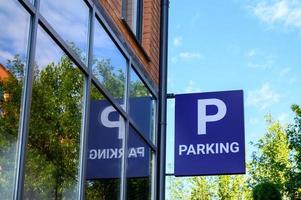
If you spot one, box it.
[157,0,169,199]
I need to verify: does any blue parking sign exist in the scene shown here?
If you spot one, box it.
[174,90,245,176]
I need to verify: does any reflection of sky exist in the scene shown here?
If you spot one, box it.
[0,0,30,65]
[40,0,89,63]
[167,0,301,173]
[35,27,64,69]
[93,19,127,79]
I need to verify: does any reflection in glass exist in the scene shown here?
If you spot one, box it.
[85,84,123,200]
[40,0,89,64]
[126,126,153,200]
[129,66,156,142]
[93,18,127,106]
[0,0,30,198]
[23,27,84,199]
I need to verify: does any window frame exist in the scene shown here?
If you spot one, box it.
[121,0,143,43]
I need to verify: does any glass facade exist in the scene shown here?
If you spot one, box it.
[0,0,158,199]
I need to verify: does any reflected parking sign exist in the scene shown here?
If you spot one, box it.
[86,97,152,179]
[174,90,245,176]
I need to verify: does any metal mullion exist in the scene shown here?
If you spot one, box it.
[38,15,90,76]
[120,119,130,200]
[18,0,36,15]
[128,118,157,152]
[84,0,94,9]
[14,0,40,199]
[120,57,131,200]
[78,4,95,200]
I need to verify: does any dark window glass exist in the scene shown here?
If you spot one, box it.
[85,84,124,200]
[126,125,153,200]
[40,0,89,64]
[93,18,127,107]
[123,0,143,40]
[129,66,156,142]
[23,27,84,199]
[0,0,30,198]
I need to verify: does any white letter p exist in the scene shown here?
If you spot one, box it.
[197,98,227,135]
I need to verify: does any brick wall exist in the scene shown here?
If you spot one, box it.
[99,0,161,87]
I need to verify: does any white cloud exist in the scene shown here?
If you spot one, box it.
[246,50,274,69]
[247,83,280,110]
[252,0,301,30]
[170,51,204,63]
[0,0,30,64]
[179,52,204,61]
[184,80,201,93]
[277,112,290,124]
[39,0,89,58]
[173,36,183,47]
[247,59,273,69]
[279,67,291,76]
[246,49,257,58]
[0,50,14,62]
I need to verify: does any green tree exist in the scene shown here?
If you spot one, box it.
[249,115,291,198]
[167,176,190,200]
[216,175,250,200]
[286,104,301,199]
[190,177,213,200]
[252,182,281,200]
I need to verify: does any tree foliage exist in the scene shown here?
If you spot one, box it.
[285,104,301,199]
[252,182,281,200]
[190,177,213,200]
[248,115,291,197]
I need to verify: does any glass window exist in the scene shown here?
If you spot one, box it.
[123,0,143,40]
[85,84,124,200]
[126,126,153,200]
[23,27,84,199]
[93,18,127,106]
[0,0,30,198]
[129,66,156,142]
[40,0,89,64]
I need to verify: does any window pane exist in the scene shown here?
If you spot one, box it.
[129,66,156,142]
[0,0,30,198]
[126,126,153,200]
[23,27,84,199]
[85,84,123,200]
[125,0,138,35]
[40,0,89,64]
[93,18,127,106]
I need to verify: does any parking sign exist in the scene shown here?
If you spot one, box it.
[174,90,245,176]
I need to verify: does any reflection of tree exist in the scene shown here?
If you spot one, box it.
[0,55,24,199]
[0,53,151,199]
[0,54,84,199]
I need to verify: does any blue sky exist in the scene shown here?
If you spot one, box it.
[166,0,301,173]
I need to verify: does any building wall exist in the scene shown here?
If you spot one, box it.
[99,0,161,86]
